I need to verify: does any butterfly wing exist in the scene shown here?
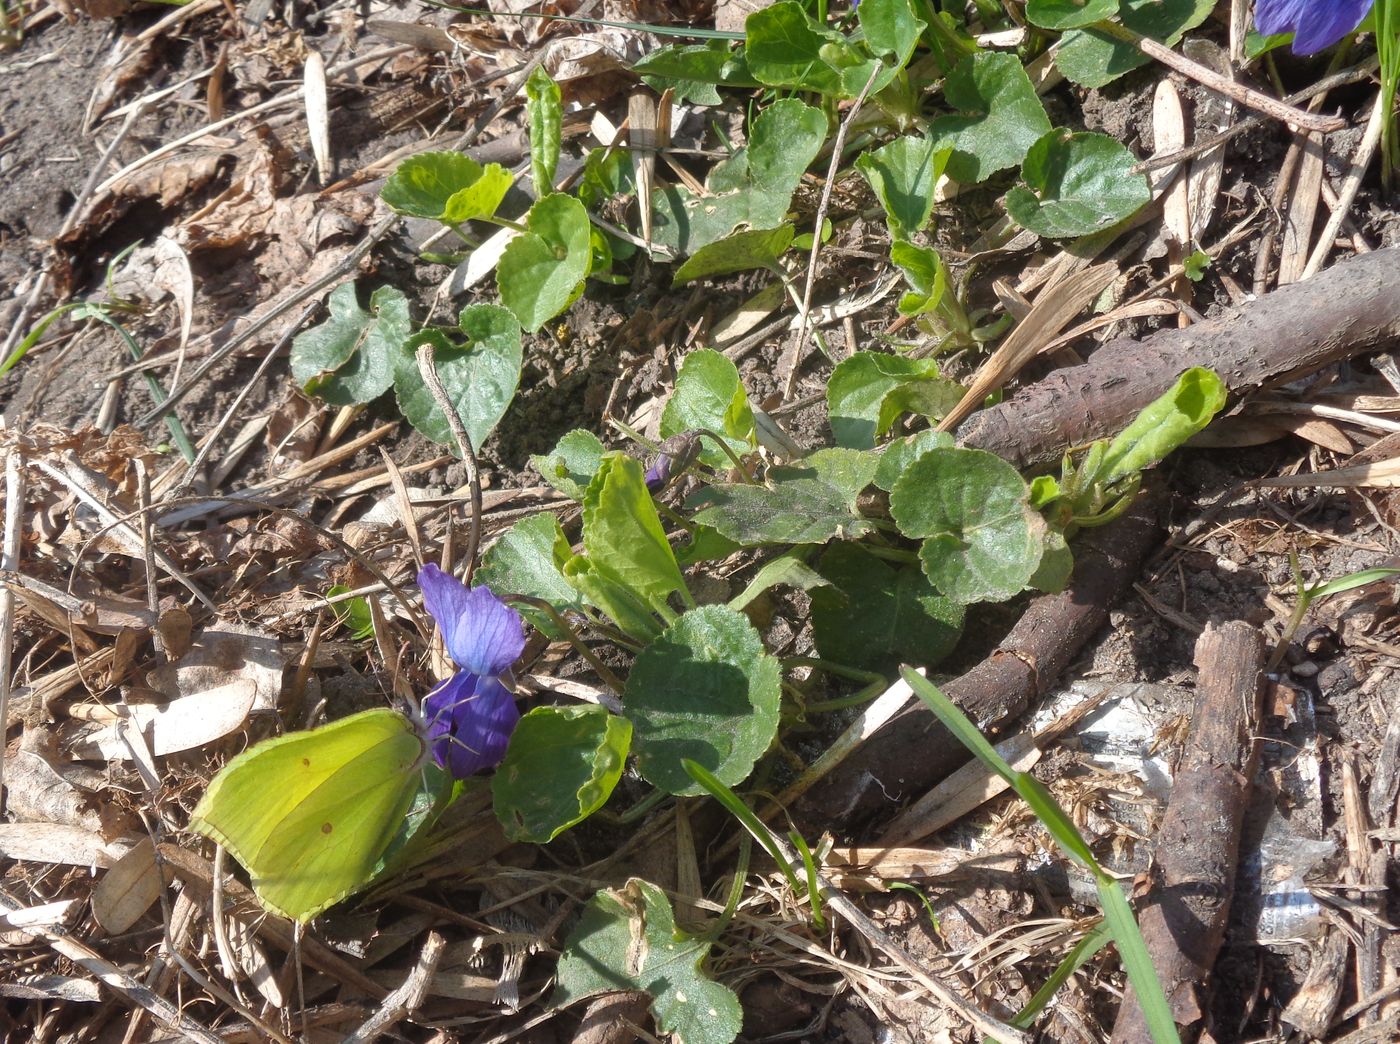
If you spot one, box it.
[189,709,425,922]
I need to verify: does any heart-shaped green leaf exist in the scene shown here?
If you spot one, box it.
[827,351,963,448]
[689,448,878,546]
[890,446,1047,603]
[554,879,742,1044]
[856,137,950,241]
[811,542,964,673]
[493,706,631,843]
[497,193,593,332]
[673,225,795,284]
[930,52,1051,184]
[290,283,411,405]
[651,99,826,254]
[1056,0,1215,87]
[531,429,607,501]
[380,151,513,224]
[660,349,757,469]
[1006,129,1150,238]
[890,241,947,317]
[476,512,589,639]
[393,303,522,450]
[624,605,781,796]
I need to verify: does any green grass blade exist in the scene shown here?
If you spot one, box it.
[901,666,1096,868]
[1099,878,1181,1044]
[1007,919,1111,1032]
[682,758,806,902]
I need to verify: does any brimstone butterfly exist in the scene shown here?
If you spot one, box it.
[188,708,428,923]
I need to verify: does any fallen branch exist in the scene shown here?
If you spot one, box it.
[1111,620,1265,1043]
[957,247,1400,470]
[795,492,1163,831]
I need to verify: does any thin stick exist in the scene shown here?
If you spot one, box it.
[782,63,883,400]
[1106,24,1346,134]
[0,888,225,1044]
[758,831,1030,1044]
[0,448,24,812]
[1133,57,1378,174]
[169,300,319,497]
[415,343,483,582]
[137,214,400,426]
[1302,90,1387,279]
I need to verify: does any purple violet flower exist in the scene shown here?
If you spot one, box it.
[418,563,526,779]
[1255,0,1372,54]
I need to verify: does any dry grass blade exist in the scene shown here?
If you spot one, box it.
[0,447,24,811]
[344,931,446,1043]
[0,887,225,1043]
[939,263,1118,432]
[304,49,331,186]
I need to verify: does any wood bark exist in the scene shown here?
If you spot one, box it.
[957,247,1400,470]
[1110,621,1265,1043]
[794,493,1163,831]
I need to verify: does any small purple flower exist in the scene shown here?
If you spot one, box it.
[1255,0,1372,54]
[418,563,525,779]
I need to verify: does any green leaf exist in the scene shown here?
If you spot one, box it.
[531,429,607,501]
[745,1,846,95]
[660,349,757,469]
[689,448,878,546]
[559,553,664,642]
[1095,367,1227,487]
[326,585,375,640]
[492,706,631,843]
[582,453,687,613]
[1025,0,1118,30]
[380,151,513,224]
[1244,29,1294,60]
[858,0,927,65]
[1029,528,1074,593]
[497,193,593,333]
[525,66,562,196]
[890,446,1046,603]
[1006,129,1151,238]
[393,304,522,450]
[811,542,963,673]
[1056,0,1215,88]
[855,137,950,241]
[873,429,954,491]
[890,240,947,317]
[673,225,795,284]
[290,283,411,406]
[729,552,830,610]
[676,525,743,567]
[1183,249,1211,281]
[827,351,963,449]
[554,879,743,1044]
[635,41,759,105]
[1306,567,1400,602]
[651,99,826,254]
[930,52,1052,184]
[477,512,588,638]
[624,605,781,796]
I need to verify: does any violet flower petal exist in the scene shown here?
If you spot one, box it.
[418,563,525,676]
[423,670,519,778]
[1255,0,1371,53]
